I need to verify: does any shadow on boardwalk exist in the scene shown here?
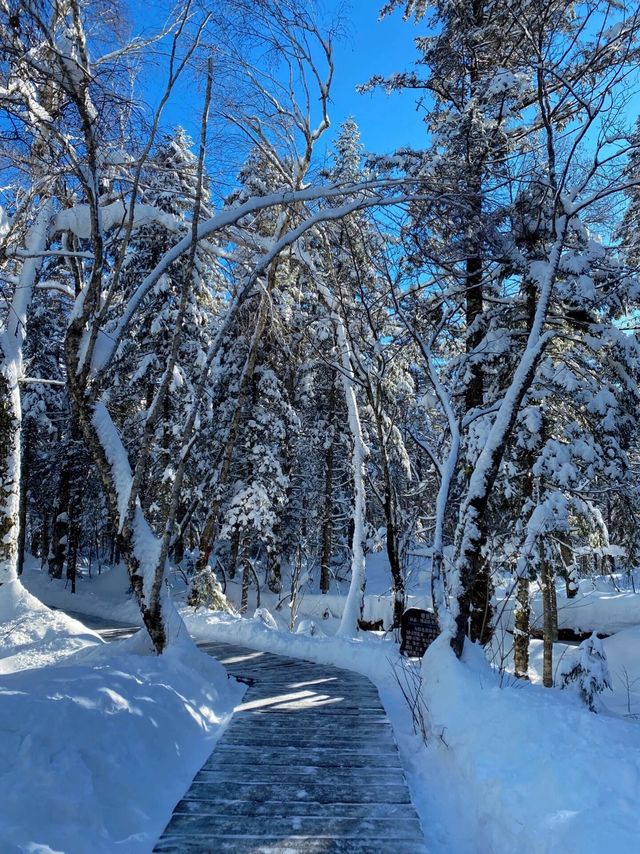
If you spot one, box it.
[154,643,427,853]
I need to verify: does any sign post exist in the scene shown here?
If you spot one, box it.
[399,608,439,658]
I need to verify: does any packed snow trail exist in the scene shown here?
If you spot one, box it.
[155,642,427,853]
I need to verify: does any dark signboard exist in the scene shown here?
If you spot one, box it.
[400,608,439,658]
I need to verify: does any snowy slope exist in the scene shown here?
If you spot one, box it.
[0,578,102,674]
[422,636,640,854]
[0,585,243,853]
[21,559,143,626]
[497,574,640,636]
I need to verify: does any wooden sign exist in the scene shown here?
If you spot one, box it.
[400,608,439,658]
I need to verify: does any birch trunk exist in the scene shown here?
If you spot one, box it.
[16,431,29,577]
[320,378,336,594]
[336,323,368,637]
[370,400,404,628]
[0,200,52,596]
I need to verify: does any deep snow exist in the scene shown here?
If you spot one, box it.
[14,558,640,854]
[422,636,640,854]
[0,579,243,853]
[497,572,640,636]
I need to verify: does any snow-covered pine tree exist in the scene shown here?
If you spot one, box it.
[370,0,560,645]
[104,128,222,543]
[320,118,416,627]
[561,633,612,712]
[377,0,640,656]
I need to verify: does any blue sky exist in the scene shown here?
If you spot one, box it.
[128,0,640,185]
[129,1,427,166]
[317,4,427,154]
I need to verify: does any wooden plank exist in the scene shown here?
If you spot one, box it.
[219,735,398,749]
[202,748,403,769]
[162,812,425,839]
[223,723,394,738]
[172,798,420,820]
[155,837,428,853]
[181,781,413,804]
[193,766,407,785]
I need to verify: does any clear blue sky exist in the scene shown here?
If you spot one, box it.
[318,4,427,155]
[128,1,640,182]
[128,1,427,166]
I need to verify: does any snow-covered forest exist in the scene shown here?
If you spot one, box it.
[3,0,640,851]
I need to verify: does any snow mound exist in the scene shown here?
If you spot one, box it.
[0,578,101,674]
[603,626,640,717]
[0,629,243,852]
[21,562,142,626]
[422,635,640,854]
[182,609,399,682]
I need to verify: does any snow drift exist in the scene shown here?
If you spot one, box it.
[422,635,640,854]
[0,589,243,853]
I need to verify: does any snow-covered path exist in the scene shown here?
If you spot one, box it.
[154,642,427,853]
[51,608,140,640]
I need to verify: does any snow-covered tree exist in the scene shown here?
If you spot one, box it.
[561,633,612,712]
[376,0,640,657]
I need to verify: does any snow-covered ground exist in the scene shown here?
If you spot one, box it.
[14,557,640,853]
[0,578,242,853]
[21,549,431,631]
[422,636,640,854]
[21,556,143,627]
[497,572,640,636]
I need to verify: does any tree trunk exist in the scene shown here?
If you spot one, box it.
[67,517,80,594]
[451,295,559,658]
[541,545,555,688]
[227,528,240,579]
[370,398,404,628]
[465,250,484,416]
[194,300,269,576]
[17,430,30,577]
[48,462,70,578]
[550,573,558,642]
[558,535,578,598]
[0,367,21,586]
[336,325,368,637]
[320,380,336,594]
[0,200,52,593]
[66,450,82,594]
[65,372,169,654]
[240,550,250,615]
[40,514,50,569]
[266,550,282,594]
[457,184,494,647]
[514,576,530,679]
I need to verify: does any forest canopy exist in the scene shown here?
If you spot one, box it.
[1,0,640,677]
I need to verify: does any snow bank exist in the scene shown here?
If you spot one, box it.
[21,561,143,626]
[183,609,400,683]
[0,578,102,674]
[521,630,640,718]
[497,575,640,636]
[421,635,640,854]
[604,626,640,718]
[0,589,243,853]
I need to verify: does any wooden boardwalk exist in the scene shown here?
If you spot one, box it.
[154,642,427,853]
